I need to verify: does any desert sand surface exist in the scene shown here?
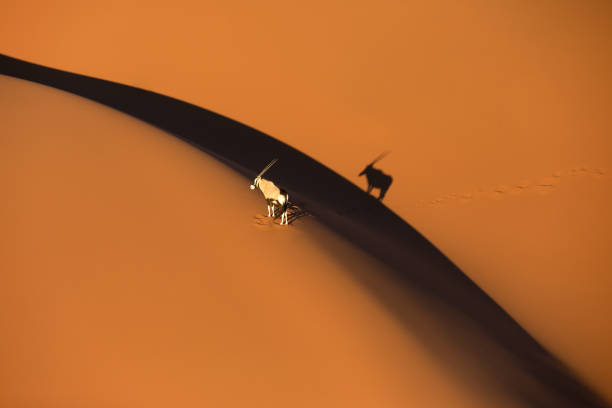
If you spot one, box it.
[2,0,612,404]
[0,74,547,407]
[0,67,608,408]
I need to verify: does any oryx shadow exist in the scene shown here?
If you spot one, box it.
[2,53,607,408]
[358,153,394,201]
[267,201,309,225]
[284,202,310,225]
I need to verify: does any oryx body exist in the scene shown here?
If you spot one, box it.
[250,159,289,225]
[359,152,393,200]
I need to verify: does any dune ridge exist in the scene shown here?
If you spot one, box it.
[1,53,608,407]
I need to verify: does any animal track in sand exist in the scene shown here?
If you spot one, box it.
[421,166,607,208]
[252,214,291,230]
[252,204,310,229]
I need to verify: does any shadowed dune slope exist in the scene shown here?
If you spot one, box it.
[1,56,608,407]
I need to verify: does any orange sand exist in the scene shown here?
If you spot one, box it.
[2,0,612,403]
[1,74,535,407]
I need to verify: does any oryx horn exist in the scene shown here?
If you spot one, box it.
[371,151,389,165]
[257,158,278,178]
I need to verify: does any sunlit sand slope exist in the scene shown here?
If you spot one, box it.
[0,72,607,407]
[0,75,531,408]
[3,0,611,402]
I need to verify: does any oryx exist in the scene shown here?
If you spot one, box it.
[250,158,289,225]
[359,152,393,200]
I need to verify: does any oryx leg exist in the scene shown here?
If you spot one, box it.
[379,186,388,200]
[280,193,288,225]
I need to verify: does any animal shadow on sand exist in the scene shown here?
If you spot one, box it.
[285,202,310,224]
[253,202,310,227]
[359,152,393,201]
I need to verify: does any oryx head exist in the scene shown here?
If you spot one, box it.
[359,152,388,176]
[250,158,278,190]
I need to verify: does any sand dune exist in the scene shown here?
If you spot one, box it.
[0,74,527,407]
[1,61,608,406]
[2,0,611,404]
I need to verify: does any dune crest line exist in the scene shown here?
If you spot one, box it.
[1,53,607,407]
